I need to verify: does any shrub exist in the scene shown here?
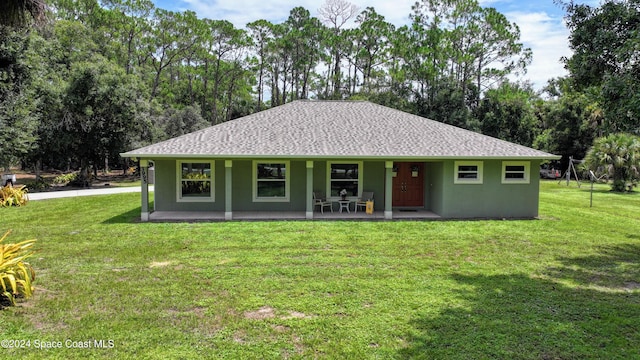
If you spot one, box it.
[585,133,640,192]
[23,178,50,191]
[183,172,210,195]
[0,230,36,307]
[0,185,28,207]
[53,172,78,185]
[54,172,95,187]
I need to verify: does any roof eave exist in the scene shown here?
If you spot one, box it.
[120,153,562,161]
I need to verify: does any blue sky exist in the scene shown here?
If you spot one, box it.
[151,0,599,90]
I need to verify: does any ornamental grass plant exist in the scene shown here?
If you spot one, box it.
[0,230,36,307]
[0,184,28,207]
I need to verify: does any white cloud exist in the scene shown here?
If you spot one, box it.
[504,11,571,89]
[182,0,416,28]
[183,0,295,26]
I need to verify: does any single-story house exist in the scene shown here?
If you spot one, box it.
[121,100,560,221]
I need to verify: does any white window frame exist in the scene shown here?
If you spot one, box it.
[252,160,290,202]
[502,161,530,184]
[454,161,483,184]
[327,161,363,199]
[176,160,215,202]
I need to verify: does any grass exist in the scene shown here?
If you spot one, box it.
[0,181,638,359]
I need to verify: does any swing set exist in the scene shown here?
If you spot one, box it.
[559,156,608,207]
[558,156,583,187]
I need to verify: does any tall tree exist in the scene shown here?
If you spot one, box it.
[145,9,199,99]
[474,7,531,93]
[0,0,48,171]
[49,0,106,29]
[265,22,292,106]
[0,0,47,28]
[533,78,595,170]
[318,0,359,98]
[0,28,39,170]
[23,29,70,176]
[200,19,247,124]
[408,0,530,96]
[476,82,538,146]
[153,105,208,140]
[350,7,395,94]
[100,0,154,74]
[62,59,148,185]
[285,7,325,101]
[247,19,275,110]
[563,0,640,134]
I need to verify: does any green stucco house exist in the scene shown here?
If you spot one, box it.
[121,100,559,221]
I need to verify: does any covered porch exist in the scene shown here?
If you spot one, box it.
[138,159,429,222]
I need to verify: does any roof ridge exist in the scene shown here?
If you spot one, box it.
[292,99,368,103]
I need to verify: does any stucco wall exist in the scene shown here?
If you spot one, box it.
[362,161,386,211]
[151,158,541,218]
[231,160,307,211]
[438,159,541,218]
[427,162,444,214]
[153,159,225,212]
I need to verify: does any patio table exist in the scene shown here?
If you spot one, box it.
[336,199,352,213]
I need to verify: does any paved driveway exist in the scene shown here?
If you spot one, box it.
[29,186,153,201]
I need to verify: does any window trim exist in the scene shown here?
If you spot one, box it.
[327,161,363,199]
[176,160,215,203]
[454,161,483,184]
[252,160,290,202]
[502,161,530,184]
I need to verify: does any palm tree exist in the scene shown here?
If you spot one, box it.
[585,133,640,192]
[0,0,47,28]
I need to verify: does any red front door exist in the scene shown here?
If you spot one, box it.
[392,162,424,207]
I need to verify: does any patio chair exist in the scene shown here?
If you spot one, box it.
[313,191,333,214]
[354,191,374,213]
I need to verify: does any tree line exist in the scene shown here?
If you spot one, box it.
[0,0,638,186]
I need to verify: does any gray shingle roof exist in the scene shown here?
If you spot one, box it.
[122,100,559,160]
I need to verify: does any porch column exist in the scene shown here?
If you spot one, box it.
[140,159,150,222]
[306,161,314,219]
[384,161,393,220]
[225,160,233,220]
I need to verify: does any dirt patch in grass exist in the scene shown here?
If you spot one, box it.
[192,306,207,318]
[272,324,290,332]
[244,306,276,320]
[282,311,313,319]
[244,306,314,320]
[19,288,68,332]
[624,282,640,290]
[233,330,248,344]
[292,335,304,356]
[149,261,172,268]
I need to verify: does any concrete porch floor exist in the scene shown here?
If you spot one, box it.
[148,209,440,222]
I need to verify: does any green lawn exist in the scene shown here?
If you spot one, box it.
[1,181,638,359]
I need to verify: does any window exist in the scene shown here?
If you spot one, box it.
[177,161,214,202]
[253,161,290,202]
[502,161,530,184]
[454,161,483,184]
[328,162,362,197]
